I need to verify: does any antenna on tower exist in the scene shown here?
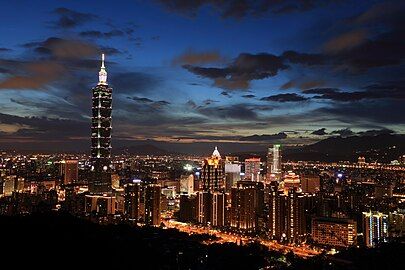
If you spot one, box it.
[101,53,105,68]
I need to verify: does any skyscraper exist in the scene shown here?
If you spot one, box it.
[244,157,261,181]
[61,160,78,185]
[363,211,389,247]
[197,147,226,227]
[89,54,113,194]
[124,181,141,221]
[266,145,282,182]
[201,147,224,191]
[145,184,161,226]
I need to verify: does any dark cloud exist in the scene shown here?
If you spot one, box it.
[357,129,395,137]
[317,99,405,124]
[261,93,308,102]
[129,96,154,103]
[24,37,100,59]
[156,0,341,18]
[311,128,327,135]
[304,84,405,102]
[330,128,355,137]
[0,61,66,90]
[52,7,97,29]
[241,94,255,98]
[323,29,368,54]
[184,53,288,90]
[281,50,325,66]
[173,50,225,65]
[79,30,125,39]
[239,132,287,142]
[197,104,259,121]
[220,91,231,98]
[0,48,12,52]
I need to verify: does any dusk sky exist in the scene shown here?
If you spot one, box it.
[0,0,404,153]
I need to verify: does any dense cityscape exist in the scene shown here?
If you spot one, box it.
[0,54,404,269]
[1,1,405,269]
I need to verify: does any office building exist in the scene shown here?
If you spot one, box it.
[180,174,194,195]
[363,211,388,247]
[179,194,198,223]
[244,157,261,181]
[201,147,225,191]
[89,54,113,194]
[224,163,241,192]
[145,184,161,226]
[230,181,264,231]
[61,160,78,185]
[267,145,282,181]
[85,195,116,216]
[312,217,357,248]
[124,181,140,221]
[301,174,320,193]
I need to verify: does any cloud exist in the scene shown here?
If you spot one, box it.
[324,29,368,54]
[311,128,327,135]
[25,37,100,59]
[155,0,340,18]
[197,104,259,121]
[303,84,405,102]
[184,53,288,90]
[239,132,287,141]
[0,61,66,90]
[241,94,255,98]
[172,50,225,65]
[220,91,231,97]
[357,128,395,136]
[52,7,97,29]
[79,29,125,39]
[330,128,355,137]
[0,48,12,52]
[261,93,308,102]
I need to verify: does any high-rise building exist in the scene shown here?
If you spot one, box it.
[268,185,306,243]
[283,171,301,190]
[61,160,78,185]
[180,174,194,195]
[301,174,320,193]
[85,195,116,216]
[179,194,198,223]
[224,163,241,192]
[230,180,265,231]
[89,54,113,194]
[267,145,282,181]
[312,217,357,247]
[363,211,388,247]
[244,158,261,181]
[145,184,161,226]
[124,181,141,221]
[197,147,226,227]
[201,147,225,191]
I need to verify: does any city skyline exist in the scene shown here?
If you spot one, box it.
[0,0,404,153]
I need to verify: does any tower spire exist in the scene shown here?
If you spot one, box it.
[98,53,107,85]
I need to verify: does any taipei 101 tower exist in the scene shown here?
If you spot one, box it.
[89,54,113,194]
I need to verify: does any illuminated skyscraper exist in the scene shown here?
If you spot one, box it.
[201,147,224,191]
[244,157,261,181]
[61,160,78,185]
[145,184,161,226]
[124,181,141,221]
[363,211,388,247]
[267,145,282,181]
[197,147,226,227]
[89,54,113,194]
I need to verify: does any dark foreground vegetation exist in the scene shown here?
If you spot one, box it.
[1,213,404,269]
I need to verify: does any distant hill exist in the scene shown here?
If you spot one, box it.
[117,144,170,155]
[285,134,405,162]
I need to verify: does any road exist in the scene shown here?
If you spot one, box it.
[164,220,321,258]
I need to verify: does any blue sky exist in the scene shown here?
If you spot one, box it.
[0,0,404,152]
